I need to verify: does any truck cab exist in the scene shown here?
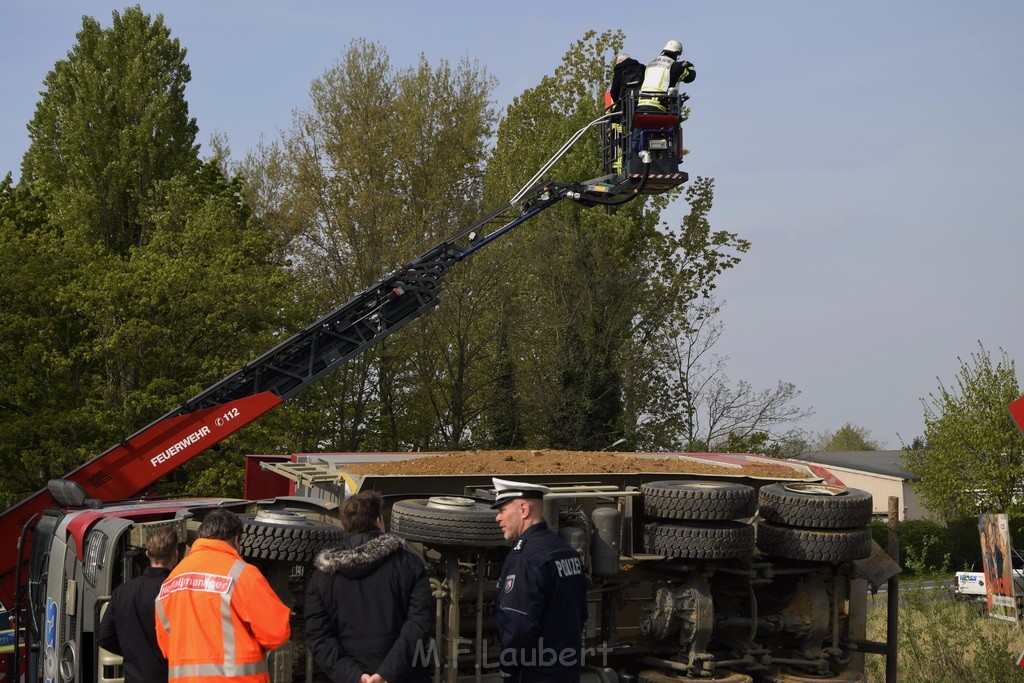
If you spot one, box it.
[19,490,343,683]
[25,498,225,683]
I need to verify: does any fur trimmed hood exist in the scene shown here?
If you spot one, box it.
[314,532,406,577]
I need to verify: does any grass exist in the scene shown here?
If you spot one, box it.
[863,580,1024,682]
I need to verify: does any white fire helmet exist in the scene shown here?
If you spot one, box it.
[664,40,683,54]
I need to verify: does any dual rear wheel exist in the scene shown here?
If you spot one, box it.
[640,480,873,563]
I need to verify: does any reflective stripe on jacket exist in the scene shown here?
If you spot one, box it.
[640,54,675,95]
[637,54,675,110]
[155,538,291,683]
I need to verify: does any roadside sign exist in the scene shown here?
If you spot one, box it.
[1009,395,1024,435]
[979,513,1017,622]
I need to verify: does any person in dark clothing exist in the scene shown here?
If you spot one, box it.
[97,526,179,683]
[491,478,587,683]
[609,52,645,110]
[305,491,433,683]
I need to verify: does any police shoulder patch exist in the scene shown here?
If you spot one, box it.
[504,574,516,592]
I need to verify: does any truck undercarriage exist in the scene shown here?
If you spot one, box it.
[252,453,896,683]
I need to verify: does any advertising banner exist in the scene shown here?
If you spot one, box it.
[979,513,1017,622]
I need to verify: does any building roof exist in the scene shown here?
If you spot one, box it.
[794,450,920,481]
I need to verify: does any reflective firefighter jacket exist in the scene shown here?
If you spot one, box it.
[638,54,696,110]
[155,538,291,683]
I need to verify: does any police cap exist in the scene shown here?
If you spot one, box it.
[490,477,550,509]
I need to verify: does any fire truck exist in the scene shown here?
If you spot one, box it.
[0,88,898,683]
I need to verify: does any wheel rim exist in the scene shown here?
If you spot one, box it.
[782,483,848,496]
[253,509,309,525]
[426,496,478,509]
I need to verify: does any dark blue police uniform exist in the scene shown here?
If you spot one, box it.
[496,521,587,683]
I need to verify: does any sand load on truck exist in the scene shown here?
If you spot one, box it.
[340,449,813,478]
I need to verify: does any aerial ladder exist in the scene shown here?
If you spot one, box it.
[0,87,689,609]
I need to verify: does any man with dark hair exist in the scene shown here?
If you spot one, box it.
[155,508,291,683]
[491,478,587,683]
[196,506,244,540]
[305,491,433,683]
[98,526,180,682]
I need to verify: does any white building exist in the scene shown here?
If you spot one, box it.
[794,451,932,521]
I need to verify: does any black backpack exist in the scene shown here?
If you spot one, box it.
[620,62,645,89]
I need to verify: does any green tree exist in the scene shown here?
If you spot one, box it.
[0,12,295,504]
[0,209,99,505]
[0,160,294,504]
[904,343,1024,521]
[478,30,660,450]
[712,431,807,458]
[22,7,199,256]
[240,39,497,452]
[624,175,809,452]
[476,31,808,453]
[811,422,881,451]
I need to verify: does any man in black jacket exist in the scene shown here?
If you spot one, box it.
[97,526,179,682]
[305,491,433,683]
[609,52,645,110]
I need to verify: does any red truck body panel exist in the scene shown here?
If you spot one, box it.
[0,392,281,608]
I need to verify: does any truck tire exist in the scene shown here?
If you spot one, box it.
[644,521,754,560]
[238,510,345,563]
[757,483,872,529]
[641,481,756,521]
[638,669,752,683]
[391,497,506,548]
[760,667,867,683]
[755,521,872,563]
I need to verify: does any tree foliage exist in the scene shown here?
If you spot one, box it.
[22,6,199,256]
[474,31,808,453]
[1,24,818,506]
[903,344,1024,521]
[479,30,657,450]
[810,422,881,451]
[238,39,498,452]
[0,10,292,504]
[240,30,809,456]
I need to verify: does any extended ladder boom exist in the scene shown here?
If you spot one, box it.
[0,184,566,607]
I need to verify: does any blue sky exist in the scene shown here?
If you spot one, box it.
[2,1,1022,448]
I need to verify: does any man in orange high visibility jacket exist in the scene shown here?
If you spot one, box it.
[155,509,291,683]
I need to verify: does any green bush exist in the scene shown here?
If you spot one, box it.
[871,519,952,574]
[946,517,984,570]
[872,516,1024,574]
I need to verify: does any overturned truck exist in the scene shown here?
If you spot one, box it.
[250,449,897,683]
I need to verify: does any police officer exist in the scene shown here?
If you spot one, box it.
[637,39,696,112]
[491,478,587,683]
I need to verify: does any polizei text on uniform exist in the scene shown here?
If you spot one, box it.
[150,425,212,467]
